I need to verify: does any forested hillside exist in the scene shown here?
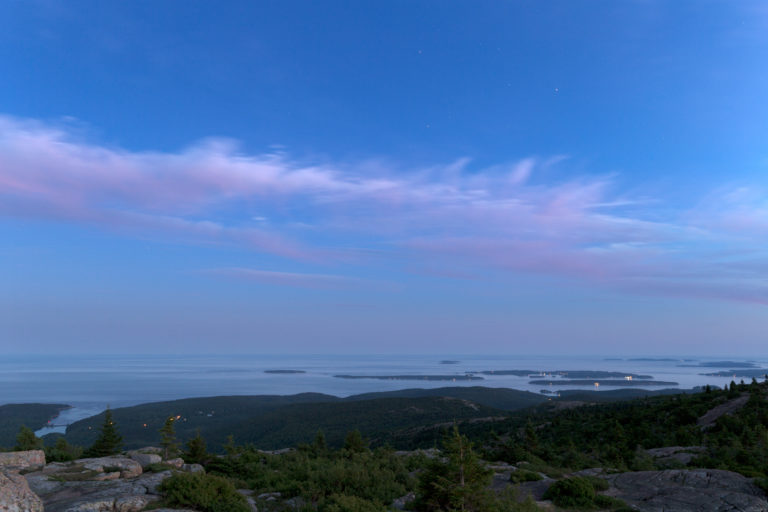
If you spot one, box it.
[61,387,544,450]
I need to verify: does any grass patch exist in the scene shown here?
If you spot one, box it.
[146,462,177,473]
[48,467,103,482]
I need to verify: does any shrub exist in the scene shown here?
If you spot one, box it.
[45,437,82,462]
[509,469,542,483]
[543,477,596,509]
[145,462,176,473]
[582,475,609,491]
[594,494,633,511]
[158,472,250,512]
[321,493,382,512]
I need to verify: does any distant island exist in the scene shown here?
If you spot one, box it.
[264,370,307,374]
[701,369,768,378]
[678,361,758,368]
[478,370,653,379]
[334,374,483,381]
[530,379,679,386]
[478,370,537,376]
[439,360,460,364]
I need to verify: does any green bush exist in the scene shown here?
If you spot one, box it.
[145,462,176,473]
[542,476,625,510]
[594,494,633,510]
[320,493,383,512]
[543,477,596,509]
[157,472,250,512]
[509,469,542,483]
[45,437,82,462]
[582,475,609,492]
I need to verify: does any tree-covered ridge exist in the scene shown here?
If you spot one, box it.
[65,396,506,451]
[60,387,544,450]
[477,380,768,481]
[0,403,68,448]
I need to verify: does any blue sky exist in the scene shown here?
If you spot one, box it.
[1,1,767,355]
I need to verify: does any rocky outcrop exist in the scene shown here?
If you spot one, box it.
[127,452,161,469]
[644,446,705,466]
[0,449,46,471]
[78,457,143,479]
[0,470,45,512]
[22,453,202,512]
[604,469,768,512]
[163,457,184,469]
[181,463,204,473]
[697,394,750,429]
[25,467,171,512]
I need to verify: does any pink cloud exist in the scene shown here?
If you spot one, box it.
[1,115,767,302]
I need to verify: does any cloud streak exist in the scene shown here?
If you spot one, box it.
[1,115,767,302]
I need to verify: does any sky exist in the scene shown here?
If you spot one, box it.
[1,1,767,355]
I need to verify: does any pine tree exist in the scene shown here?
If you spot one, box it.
[343,429,368,453]
[15,425,43,451]
[524,419,539,453]
[159,416,180,460]
[312,429,327,455]
[45,436,82,462]
[86,408,123,457]
[183,429,208,464]
[415,426,493,512]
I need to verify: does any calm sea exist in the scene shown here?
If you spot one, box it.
[0,354,763,435]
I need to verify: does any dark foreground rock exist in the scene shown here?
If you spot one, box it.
[605,469,768,512]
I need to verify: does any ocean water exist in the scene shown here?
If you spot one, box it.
[0,354,764,436]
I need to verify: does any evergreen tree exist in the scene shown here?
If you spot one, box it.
[524,419,539,453]
[312,429,328,455]
[45,437,83,462]
[415,426,493,512]
[86,408,122,457]
[15,425,43,451]
[223,435,238,456]
[343,429,368,453]
[183,429,208,464]
[159,416,180,460]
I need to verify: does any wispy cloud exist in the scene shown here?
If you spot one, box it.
[206,268,364,289]
[1,114,767,301]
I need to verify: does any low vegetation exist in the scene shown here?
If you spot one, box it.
[156,472,250,512]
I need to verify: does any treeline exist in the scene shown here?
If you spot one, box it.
[475,379,768,481]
